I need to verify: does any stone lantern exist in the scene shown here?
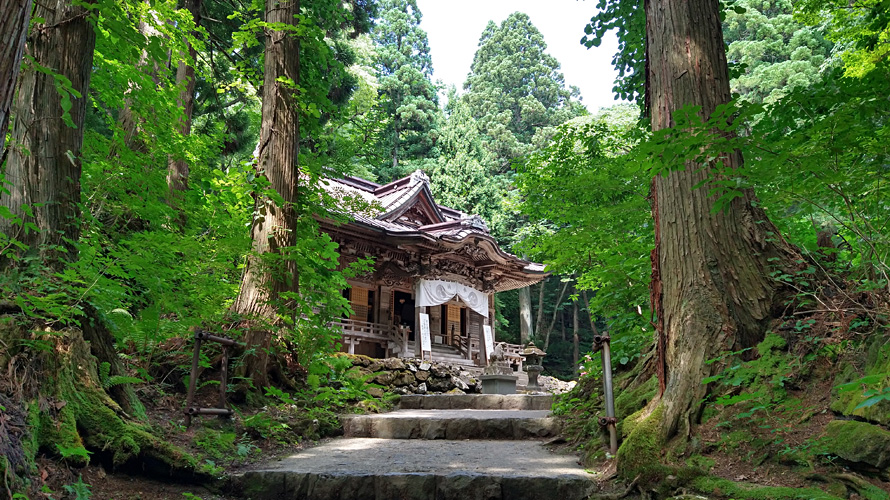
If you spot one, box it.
[521,342,546,391]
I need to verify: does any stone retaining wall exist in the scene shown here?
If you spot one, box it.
[345,355,480,396]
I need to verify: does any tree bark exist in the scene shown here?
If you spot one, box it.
[534,277,547,340]
[115,2,162,155]
[581,289,600,336]
[0,0,97,269]
[572,296,579,378]
[644,0,799,441]
[230,0,300,390]
[0,0,31,162]
[543,280,569,351]
[392,121,400,171]
[166,0,203,221]
[518,285,533,344]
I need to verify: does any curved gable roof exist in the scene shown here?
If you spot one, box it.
[374,171,446,225]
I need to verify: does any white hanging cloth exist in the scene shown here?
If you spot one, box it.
[416,279,489,318]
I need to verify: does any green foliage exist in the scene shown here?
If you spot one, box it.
[723,0,835,103]
[691,476,845,499]
[700,334,833,463]
[516,105,651,365]
[62,475,92,500]
[640,64,890,292]
[796,0,890,77]
[836,374,890,409]
[98,362,143,389]
[704,334,795,406]
[193,428,238,461]
[325,35,391,179]
[427,91,508,236]
[832,335,890,423]
[55,444,92,463]
[582,0,646,106]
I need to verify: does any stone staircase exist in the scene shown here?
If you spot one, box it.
[404,343,474,365]
[234,394,596,500]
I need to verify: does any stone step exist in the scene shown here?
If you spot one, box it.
[399,394,552,411]
[233,438,596,500]
[341,409,558,440]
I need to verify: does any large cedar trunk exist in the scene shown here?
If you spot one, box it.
[166,0,203,208]
[643,0,798,441]
[230,0,300,389]
[0,0,31,162]
[0,0,97,269]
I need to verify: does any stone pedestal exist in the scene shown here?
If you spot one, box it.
[480,374,518,395]
[525,365,543,391]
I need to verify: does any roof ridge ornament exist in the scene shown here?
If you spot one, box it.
[409,169,430,187]
[460,214,489,233]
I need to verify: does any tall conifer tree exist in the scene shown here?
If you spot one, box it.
[371,0,440,182]
[463,12,585,170]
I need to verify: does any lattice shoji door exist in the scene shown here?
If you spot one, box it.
[350,287,370,322]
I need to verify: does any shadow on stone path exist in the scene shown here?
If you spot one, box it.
[232,394,598,500]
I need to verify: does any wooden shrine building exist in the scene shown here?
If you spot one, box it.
[321,170,547,366]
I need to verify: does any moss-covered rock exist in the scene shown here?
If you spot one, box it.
[830,339,890,427]
[691,476,846,499]
[615,375,657,436]
[822,419,890,469]
[616,403,666,480]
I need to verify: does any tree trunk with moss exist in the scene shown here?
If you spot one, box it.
[0,320,200,494]
[230,0,301,391]
[619,0,800,471]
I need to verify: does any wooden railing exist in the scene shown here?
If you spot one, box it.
[456,334,470,360]
[331,318,527,369]
[331,318,410,357]
[500,342,525,371]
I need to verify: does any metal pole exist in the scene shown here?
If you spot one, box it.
[601,337,618,454]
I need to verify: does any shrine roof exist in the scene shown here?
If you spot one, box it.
[322,170,548,283]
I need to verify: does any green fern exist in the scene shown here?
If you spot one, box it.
[98,361,143,388]
[62,475,91,500]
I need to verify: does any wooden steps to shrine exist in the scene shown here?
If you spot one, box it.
[234,394,597,500]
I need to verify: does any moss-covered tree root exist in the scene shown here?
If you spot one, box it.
[0,319,203,495]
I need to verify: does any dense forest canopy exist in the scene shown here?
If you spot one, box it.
[1,0,889,496]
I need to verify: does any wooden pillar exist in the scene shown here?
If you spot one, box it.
[467,310,477,361]
[489,294,496,340]
[376,284,382,325]
[380,286,392,325]
[413,280,428,360]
